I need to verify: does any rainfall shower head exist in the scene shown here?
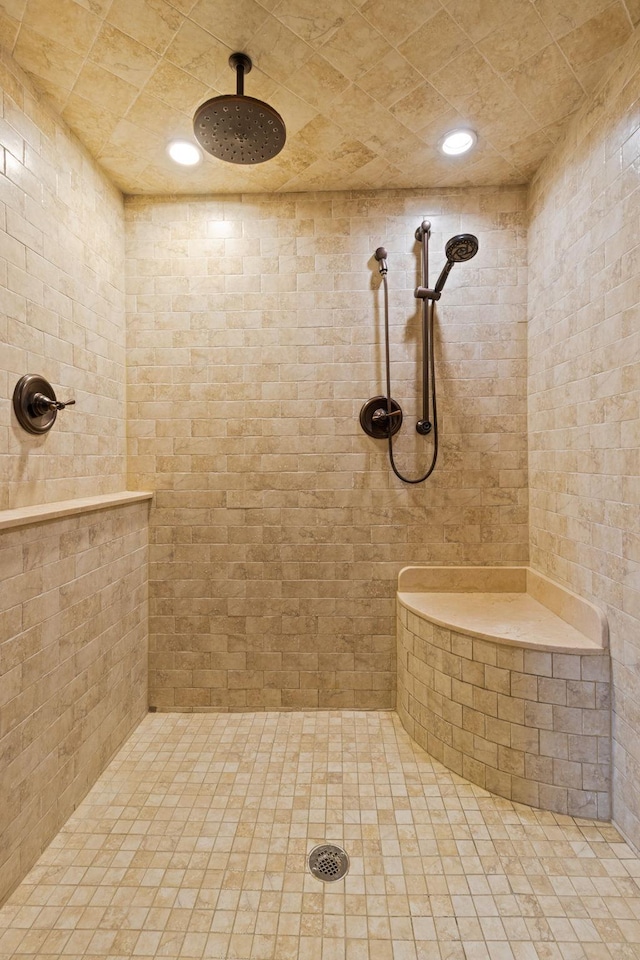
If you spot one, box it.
[434,233,479,293]
[193,53,286,164]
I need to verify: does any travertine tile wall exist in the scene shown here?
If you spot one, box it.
[0,502,149,906]
[528,30,640,846]
[125,187,529,711]
[0,51,149,906]
[0,48,126,509]
[397,604,611,819]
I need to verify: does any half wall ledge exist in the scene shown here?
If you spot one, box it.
[397,566,610,819]
[0,491,154,531]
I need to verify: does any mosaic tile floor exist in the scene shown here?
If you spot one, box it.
[1,712,640,960]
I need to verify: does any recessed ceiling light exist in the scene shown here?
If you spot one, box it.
[439,129,477,156]
[167,140,202,166]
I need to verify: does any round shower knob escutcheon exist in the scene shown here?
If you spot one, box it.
[12,374,75,434]
[359,396,403,439]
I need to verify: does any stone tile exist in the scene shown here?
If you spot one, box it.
[528,26,640,846]
[1,711,635,960]
[0,504,149,905]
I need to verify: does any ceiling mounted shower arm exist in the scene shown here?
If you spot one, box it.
[231,52,251,96]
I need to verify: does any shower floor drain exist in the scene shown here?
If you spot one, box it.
[308,844,350,882]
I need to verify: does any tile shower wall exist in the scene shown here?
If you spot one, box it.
[0,50,148,905]
[528,31,640,846]
[0,48,126,509]
[397,606,611,819]
[126,187,529,711]
[0,502,149,905]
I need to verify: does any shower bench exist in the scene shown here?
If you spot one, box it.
[396,566,610,819]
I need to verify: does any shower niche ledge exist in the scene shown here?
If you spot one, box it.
[397,566,611,820]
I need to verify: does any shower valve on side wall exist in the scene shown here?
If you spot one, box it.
[12,374,75,435]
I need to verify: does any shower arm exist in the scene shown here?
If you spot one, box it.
[231,51,251,96]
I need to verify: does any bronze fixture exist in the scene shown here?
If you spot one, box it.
[360,222,479,483]
[13,374,75,434]
[193,53,286,164]
[359,396,402,439]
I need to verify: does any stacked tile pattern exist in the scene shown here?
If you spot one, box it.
[125,187,529,711]
[397,603,611,819]
[528,30,640,844]
[0,712,638,960]
[0,48,126,510]
[0,52,148,907]
[0,502,149,907]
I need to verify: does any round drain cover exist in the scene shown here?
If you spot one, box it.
[308,844,349,882]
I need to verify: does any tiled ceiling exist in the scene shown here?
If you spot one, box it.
[1,0,637,195]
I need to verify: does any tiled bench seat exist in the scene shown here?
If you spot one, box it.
[397,566,610,819]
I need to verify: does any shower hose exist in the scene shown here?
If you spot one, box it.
[381,272,438,484]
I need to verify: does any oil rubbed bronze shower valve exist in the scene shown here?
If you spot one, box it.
[12,374,75,435]
[359,396,403,439]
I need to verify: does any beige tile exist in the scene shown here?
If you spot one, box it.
[500,128,557,179]
[0,10,21,51]
[189,0,269,49]
[143,59,211,112]
[478,4,553,73]
[360,0,442,46]
[124,92,189,137]
[1,0,27,20]
[430,47,498,108]
[397,579,610,815]
[71,60,140,115]
[0,503,148,906]
[558,2,632,90]
[358,50,424,110]
[22,0,101,56]
[284,53,350,112]
[528,23,640,845]
[90,22,160,86]
[107,0,182,53]
[318,11,390,82]
[389,81,451,134]
[61,93,121,154]
[624,0,640,23]
[13,23,82,100]
[399,9,471,80]
[0,0,634,193]
[163,18,229,84]
[505,42,585,125]
[1,711,635,957]
[533,0,621,38]
[445,0,535,42]
[273,0,353,46]
[244,16,315,88]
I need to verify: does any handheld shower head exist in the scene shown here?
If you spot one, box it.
[444,233,479,262]
[434,233,479,294]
